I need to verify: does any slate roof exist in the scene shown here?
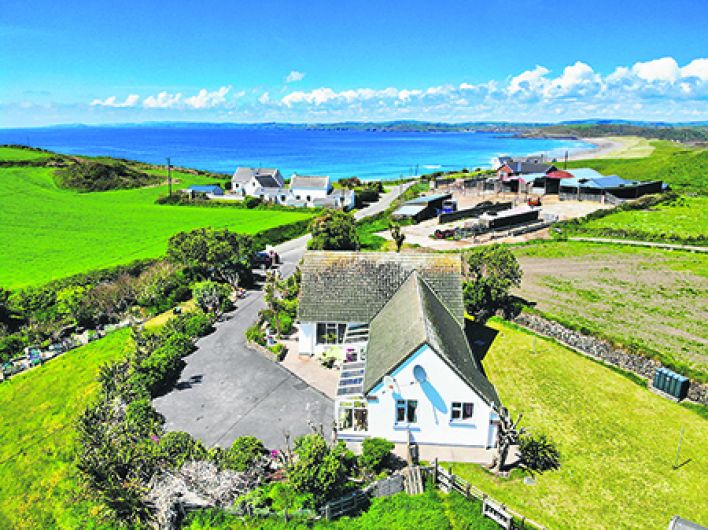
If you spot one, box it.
[363,272,499,405]
[560,173,635,189]
[298,251,465,324]
[188,184,222,193]
[232,167,283,186]
[290,175,330,190]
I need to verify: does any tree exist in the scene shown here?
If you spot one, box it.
[287,433,353,505]
[263,271,285,337]
[519,433,560,474]
[193,281,231,316]
[167,228,255,287]
[308,210,360,251]
[491,406,525,473]
[462,244,522,323]
[388,222,405,252]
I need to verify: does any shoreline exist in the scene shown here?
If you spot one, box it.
[566,137,625,160]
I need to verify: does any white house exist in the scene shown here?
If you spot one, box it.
[287,175,332,207]
[231,167,289,204]
[297,251,500,463]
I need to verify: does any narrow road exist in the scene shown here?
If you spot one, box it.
[154,183,413,449]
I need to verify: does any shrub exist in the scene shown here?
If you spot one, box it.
[519,433,561,474]
[245,324,266,346]
[222,436,266,471]
[308,210,360,251]
[358,437,395,474]
[56,159,160,192]
[157,431,209,467]
[288,433,354,506]
[193,281,232,315]
[243,196,263,208]
[268,342,287,361]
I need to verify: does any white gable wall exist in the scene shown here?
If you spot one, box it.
[366,344,496,449]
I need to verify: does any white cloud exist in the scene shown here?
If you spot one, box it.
[507,65,550,96]
[184,86,232,109]
[83,56,707,122]
[631,57,681,82]
[285,70,305,83]
[143,91,183,108]
[681,58,708,81]
[90,94,140,108]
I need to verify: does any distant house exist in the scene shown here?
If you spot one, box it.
[184,184,224,196]
[298,251,500,463]
[231,167,289,204]
[496,156,556,181]
[288,175,332,207]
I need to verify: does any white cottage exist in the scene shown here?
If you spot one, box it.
[298,251,500,463]
[287,175,332,207]
[231,167,289,204]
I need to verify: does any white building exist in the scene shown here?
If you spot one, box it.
[297,251,500,463]
[287,175,332,207]
[231,167,289,204]
[231,168,354,210]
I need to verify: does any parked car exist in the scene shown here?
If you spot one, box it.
[253,251,273,269]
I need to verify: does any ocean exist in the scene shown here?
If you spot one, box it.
[0,125,592,180]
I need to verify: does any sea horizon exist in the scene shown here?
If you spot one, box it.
[0,125,592,180]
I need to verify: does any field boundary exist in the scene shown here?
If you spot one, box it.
[513,313,707,404]
[568,236,707,252]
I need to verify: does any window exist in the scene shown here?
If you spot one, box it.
[396,399,418,424]
[316,323,346,345]
[306,195,311,202]
[338,401,368,431]
[451,402,474,421]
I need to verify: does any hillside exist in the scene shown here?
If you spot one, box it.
[0,330,131,529]
[0,147,314,287]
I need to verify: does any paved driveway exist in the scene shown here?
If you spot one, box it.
[154,184,413,449]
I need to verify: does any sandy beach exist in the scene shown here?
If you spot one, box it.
[568,137,623,160]
[567,136,654,160]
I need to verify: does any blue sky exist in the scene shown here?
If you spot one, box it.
[1,0,707,126]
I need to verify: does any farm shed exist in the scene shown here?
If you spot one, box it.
[392,193,452,223]
[559,173,663,201]
[185,184,224,196]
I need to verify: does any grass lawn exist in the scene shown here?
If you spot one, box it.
[567,140,708,194]
[513,241,708,380]
[0,162,314,288]
[452,319,708,530]
[0,330,132,529]
[570,195,708,244]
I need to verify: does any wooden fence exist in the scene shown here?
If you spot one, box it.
[426,460,547,530]
[321,490,369,520]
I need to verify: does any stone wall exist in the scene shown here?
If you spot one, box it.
[514,313,707,405]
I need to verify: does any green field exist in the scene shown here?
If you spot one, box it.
[452,319,708,530]
[568,140,708,193]
[513,241,708,380]
[0,150,314,287]
[0,146,53,162]
[568,195,708,244]
[0,330,131,529]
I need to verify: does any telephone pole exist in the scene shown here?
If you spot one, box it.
[166,157,172,197]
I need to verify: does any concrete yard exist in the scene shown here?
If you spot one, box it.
[153,291,334,449]
[379,190,613,251]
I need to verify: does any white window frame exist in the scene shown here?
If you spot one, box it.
[395,399,418,425]
[450,401,474,422]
